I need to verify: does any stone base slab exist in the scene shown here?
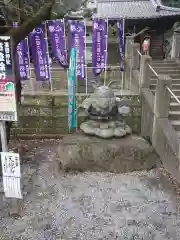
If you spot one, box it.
[56,133,158,173]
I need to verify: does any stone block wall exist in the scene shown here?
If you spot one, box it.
[11,93,141,138]
[26,65,123,93]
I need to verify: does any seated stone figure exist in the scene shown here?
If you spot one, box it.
[79,86,132,139]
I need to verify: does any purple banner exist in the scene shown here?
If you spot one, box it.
[47,19,67,68]
[29,23,50,81]
[116,20,125,72]
[13,22,30,80]
[68,21,85,80]
[92,19,108,76]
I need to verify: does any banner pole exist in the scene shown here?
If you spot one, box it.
[104,18,108,86]
[84,19,88,95]
[63,18,68,92]
[121,18,125,90]
[76,63,78,132]
[45,21,53,92]
[26,36,34,92]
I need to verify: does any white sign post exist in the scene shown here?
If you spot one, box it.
[1,152,22,198]
[0,36,22,201]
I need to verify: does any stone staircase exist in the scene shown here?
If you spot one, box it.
[149,59,180,137]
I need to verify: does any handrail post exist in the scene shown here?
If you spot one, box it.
[152,75,172,147]
[125,36,134,58]
[125,36,134,90]
[132,43,140,70]
[139,55,152,89]
[154,74,172,118]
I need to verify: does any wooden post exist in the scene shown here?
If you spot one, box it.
[0,122,8,152]
[139,55,152,89]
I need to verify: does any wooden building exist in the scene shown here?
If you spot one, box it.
[95,0,180,58]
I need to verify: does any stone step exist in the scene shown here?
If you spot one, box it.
[151,69,180,75]
[151,66,179,70]
[151,91,180,102]
[151,61,178,66]
[150,74,180,79]
[170,120,180,131]
[151,89,180,96]
[150,84,180,90]
[169,89,180,95]
[170,102,180,111]
[150,79,180,84]
[152,60,175,63]
[169,111,180,120]
[152,66,179,70]
[176,131,180,138]
[171,96,180,103]
[151,62,178,67]
[151,65,179,70]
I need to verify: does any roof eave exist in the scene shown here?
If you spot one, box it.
[94,13,180,20]
[156,0,180,12]
[95,0,180,20]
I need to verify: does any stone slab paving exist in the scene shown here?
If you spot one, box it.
[0,139,179,239]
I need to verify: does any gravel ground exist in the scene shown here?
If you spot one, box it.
[0,139,179,240]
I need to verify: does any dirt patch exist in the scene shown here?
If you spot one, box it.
[0,139,178,239]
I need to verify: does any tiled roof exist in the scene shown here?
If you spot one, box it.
[95,0,180,19]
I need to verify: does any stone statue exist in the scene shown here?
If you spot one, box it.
[79,86,132,139]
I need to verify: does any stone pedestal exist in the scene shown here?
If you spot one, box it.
[56,133,158,173]
[80,120,131,138]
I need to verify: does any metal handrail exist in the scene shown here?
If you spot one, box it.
[137,49,142,56]
[136,47,159,79]
[148,63,158,77]
[166,86,180,105]
[136,48,159,77]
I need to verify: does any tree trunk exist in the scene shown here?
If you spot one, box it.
[1,0,55,150]
[7,0,55,45]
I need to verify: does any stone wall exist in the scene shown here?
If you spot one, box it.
[26,66,124,93]
[141,88,154,140]
[11,93,141,138]
[125,37,180,184]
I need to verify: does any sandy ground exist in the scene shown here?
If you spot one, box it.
[0,139,179,240]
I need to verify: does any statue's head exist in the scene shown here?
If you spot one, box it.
[93,86,115,98]
[92,86,116,110]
